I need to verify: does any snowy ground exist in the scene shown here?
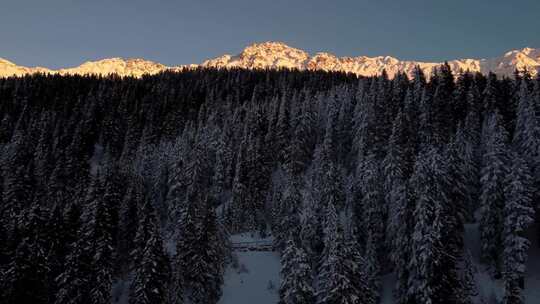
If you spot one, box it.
[523,224,540,303]
[464,223,540,303]
[219,233,281,304]
[464,223,504,302]
[380,273,397,304]
[111,273,132,304]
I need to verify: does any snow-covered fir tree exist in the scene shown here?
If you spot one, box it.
[409,148,461,304]
[129,209,170,304]
[317,230,374,304]
[480,112,510,273]
[503,154,534,304]
[279,239,315,304]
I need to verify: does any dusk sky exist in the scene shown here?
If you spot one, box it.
[1,0,539,69]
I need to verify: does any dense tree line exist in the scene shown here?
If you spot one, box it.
[0,65,538,304]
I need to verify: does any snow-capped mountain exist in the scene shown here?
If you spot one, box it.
[0,57,189,78]
[57,58,169,78]
[0,58,52,77]
[1,42,539,78]
[202,42,540,78]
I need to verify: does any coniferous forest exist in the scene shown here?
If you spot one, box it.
[0,65,539,304]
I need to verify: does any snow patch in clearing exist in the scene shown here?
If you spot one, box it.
[219,251,281,304]
[380,272,397,304]
[219,233,280,304]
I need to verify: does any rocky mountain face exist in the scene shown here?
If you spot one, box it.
[1,42,539,78]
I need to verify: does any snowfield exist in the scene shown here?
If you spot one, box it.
[219,233,281,304]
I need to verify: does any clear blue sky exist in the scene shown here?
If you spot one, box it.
[1,0,539,69]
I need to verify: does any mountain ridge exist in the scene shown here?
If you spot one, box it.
[1,41,539,78]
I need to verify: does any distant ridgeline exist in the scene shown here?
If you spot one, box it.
[1,42,540,79]
[0,66,539,304]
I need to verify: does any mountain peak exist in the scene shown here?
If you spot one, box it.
[244,41,295,50]
[240,41,308,57]
[207,41,310,70]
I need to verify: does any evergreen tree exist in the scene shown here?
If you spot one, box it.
[364,233,381,303]
[84,173,115,304]
[383,112,415,304]
[279,239,316,304]
[276,95,291,163]
[483,73,500,115]
[445,136,468,245]
[409,148,459,304]
[320,202,339,267]
[117,182,141,273]
[2,238,50,304]
[359,153,385,268]
[480,112,510,273]
[455,122,481,219]
[54,235,92,304]
[2,205,50,304]
[211,134,228,206]
[195,207,227,304]
[344,238,378,304]
[274,175,302,250]
[418,87,437,149]
[432,63,455,141]
[46,202,72,301]
[129,209,169,304]
[503,155,534,304]
[317,231,371,304]
[442,140,470,303]
[2,164,32,233]
[229,134,250,232]
[173,192,225,304]
[172,199,199,304]
[131,196,155,268]
[299,193,321,264]
[246,129,271,233]
[513,83,539,164]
